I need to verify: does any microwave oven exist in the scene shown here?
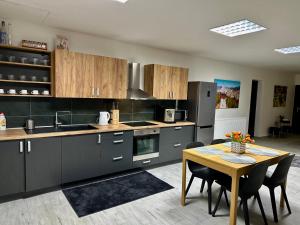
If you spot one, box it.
[174,110,188,122]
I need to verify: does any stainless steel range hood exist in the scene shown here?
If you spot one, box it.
[127,62,155,100]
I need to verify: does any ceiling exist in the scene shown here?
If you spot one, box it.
[1,0,300,73]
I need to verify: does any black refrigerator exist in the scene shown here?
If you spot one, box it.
[187,81,217,145]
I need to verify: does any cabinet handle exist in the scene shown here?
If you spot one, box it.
[172,91,174,99]
[113,156,123,161]
[97,134,101,144]
[113,140,124,144]
[91,87,95,97]
[169,91,171,99]
[96,88,100,97]
[27,141,31,153]
[19,141,24,153]
[174,126,182,130]
[174,143,182,147]
[114,132,124,136]
[142,160,151,164]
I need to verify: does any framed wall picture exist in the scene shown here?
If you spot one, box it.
[273,85,287,107]
[215,79,240,109]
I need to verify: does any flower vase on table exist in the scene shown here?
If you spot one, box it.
[225,132,255,154]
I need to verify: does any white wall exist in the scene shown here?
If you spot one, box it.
[9,20,296,137]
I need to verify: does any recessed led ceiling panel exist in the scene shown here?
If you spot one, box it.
[210,19,266,37]
[113,0,128,3]
[274,46,300,54]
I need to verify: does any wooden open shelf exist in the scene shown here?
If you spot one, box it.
[0,44,51,54]
[0,61,51,69]
[0,79,51,85]
[0,94,52,98]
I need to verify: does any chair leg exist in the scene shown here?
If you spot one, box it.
[207,181,213,214]
[256,192,268,225]
[280,184,292,214]
[224,189,230,207]
[185,175,194,197]
[269,188,278,223]
[242,198,250,225]
[212,186,224,217]
[200,179,206,193]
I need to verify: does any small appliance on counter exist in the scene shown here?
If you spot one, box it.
[156,106,176,123]
[25,119,35,130]
[174,109,188,122]
[98,111,110,126]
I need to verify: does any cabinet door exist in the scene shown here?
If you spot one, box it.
[55,49,94,98]
[25,137,61,192]
[62,134,102,183]
[159,126,194,163]
[145,64,172,99]
[171,67,188,100]
[0,140,25,197]
[95,56,128,99]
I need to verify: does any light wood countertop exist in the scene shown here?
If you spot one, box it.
[0,121,195,141]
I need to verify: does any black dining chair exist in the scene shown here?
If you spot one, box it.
[211,139,227,145]
[212,162,269,225]
[185,141,225,214]
[263,154,295,223]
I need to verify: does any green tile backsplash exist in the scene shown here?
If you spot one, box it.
[0,97,182,128]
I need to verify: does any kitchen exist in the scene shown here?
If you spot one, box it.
[0,1,299,225]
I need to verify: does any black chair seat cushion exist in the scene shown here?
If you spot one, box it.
[263,170,274,186]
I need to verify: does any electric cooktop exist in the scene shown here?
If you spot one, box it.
[123,121,157,127]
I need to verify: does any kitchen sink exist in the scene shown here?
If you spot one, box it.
[25,125,98,134]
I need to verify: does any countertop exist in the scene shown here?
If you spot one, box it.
[0,121,195,141]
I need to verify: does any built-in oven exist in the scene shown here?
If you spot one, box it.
[133,128,160,162]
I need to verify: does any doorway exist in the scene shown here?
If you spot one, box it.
[292,85,300,133]
[248,80,260,137]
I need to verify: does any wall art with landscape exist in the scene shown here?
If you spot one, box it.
[215,79,240,109]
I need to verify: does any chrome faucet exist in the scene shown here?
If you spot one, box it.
[55,111,71,127]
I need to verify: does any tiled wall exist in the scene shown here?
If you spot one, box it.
[0,97,183,128]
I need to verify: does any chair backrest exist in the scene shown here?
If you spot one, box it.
[186,142,205,149]
[270,154,295,185]
[211,139,226,145]
[240,162,269,199]
[186,142,205,172]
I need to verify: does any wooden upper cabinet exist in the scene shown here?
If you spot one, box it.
[94,56,128,99]
[144,64,189,100]
[171,67,189,100]
[54,49,128,99]
[55,49,94,98]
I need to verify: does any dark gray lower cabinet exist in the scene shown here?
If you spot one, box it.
[159,125,194,163]
[101,131,133,174]
[62,134,102,183]
[25,137,62,192]
[0,140,25,197]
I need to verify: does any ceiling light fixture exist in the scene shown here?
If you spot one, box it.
[210,19,266,37]
[274,46,300,54]
[113,0,128,3]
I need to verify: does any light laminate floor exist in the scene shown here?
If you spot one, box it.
[1,137,300,225]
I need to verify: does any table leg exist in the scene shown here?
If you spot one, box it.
[229,172,240,225]
[280,179,287,208]
[181,157,187,206]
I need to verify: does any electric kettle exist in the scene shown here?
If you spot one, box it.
[98,111,110,126]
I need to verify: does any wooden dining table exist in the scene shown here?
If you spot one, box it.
[181,143,290,225]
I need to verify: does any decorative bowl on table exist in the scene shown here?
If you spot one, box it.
[225,131,255,154]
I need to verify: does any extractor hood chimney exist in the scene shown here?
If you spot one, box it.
[127,63,155,100]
